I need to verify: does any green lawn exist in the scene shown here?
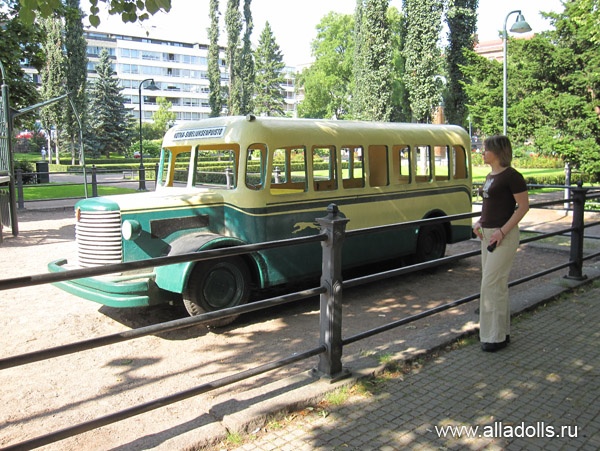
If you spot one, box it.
[472,166,564,183]
[22,184,136,201]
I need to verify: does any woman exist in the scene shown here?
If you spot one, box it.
[473,135,529,352]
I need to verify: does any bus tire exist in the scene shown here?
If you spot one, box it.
[183,256,250,327]
[414,223,446,263]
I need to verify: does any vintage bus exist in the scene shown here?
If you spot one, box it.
[49,116,472,325]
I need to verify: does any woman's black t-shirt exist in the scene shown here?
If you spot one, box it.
[480,167,527,228]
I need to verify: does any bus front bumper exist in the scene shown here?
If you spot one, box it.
[48,259,158,308]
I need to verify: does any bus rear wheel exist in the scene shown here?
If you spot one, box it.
[183,256,250,327]
[414,223,446,263]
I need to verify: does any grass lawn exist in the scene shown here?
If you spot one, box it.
[472,166,565,183]
[22,184,136,201]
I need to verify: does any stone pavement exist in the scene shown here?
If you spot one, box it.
[213,276,600,451]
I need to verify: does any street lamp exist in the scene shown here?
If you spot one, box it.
[138,78,159,190]
[503,10,531,136]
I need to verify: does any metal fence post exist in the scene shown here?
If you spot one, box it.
[16,169,24,209]
[91,165,98,198]
[566,184,588,280]
[312,203,350,381]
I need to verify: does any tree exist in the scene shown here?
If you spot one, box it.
[63,0,89,165]
[153,96,176,133]
[86,49,134,157]
[445,0,478,126]
[238,0,255,115]
[0,0,45,129]
[253,22,286,117]
[402,0,444,122]
[225,0,242,115]
[388,5,411,123]
[297,12,355,119]
[460,49,503,136]
[18,0,171,26]
[351,0,393,121]
[207,0,222,117]
[39,16,65,164]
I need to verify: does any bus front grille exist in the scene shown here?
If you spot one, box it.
[76,210,122,267]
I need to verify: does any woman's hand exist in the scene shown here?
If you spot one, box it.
[473,221,483,239]
[489,228,504,247]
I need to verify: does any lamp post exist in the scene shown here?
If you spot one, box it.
[138,78,159,190]
[503,10,531,136]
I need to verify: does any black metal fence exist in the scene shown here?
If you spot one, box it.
[1,187,600,449]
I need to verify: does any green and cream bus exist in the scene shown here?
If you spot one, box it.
[49,116,472,325]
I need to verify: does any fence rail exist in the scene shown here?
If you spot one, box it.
[1,187,599,449]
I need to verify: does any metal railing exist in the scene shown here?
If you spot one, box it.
[14,165,159,208]
[1,187,600,449]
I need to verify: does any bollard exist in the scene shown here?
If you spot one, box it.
[16,169,24,209]
[566,184,588,280]
[91,165,98,198]
[274,167,281,184]
[225,167,233,189]
[312,203,351,381]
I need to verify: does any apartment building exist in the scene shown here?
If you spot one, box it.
[85,30,298,124]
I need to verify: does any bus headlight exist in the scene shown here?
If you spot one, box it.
[122,219,142,240]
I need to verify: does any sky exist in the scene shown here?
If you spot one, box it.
[83,0,565,67]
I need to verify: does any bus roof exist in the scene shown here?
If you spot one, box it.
[162,115,470,149]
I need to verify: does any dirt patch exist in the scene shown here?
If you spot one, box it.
[1,207,599,450]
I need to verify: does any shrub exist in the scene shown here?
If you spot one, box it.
[13,160,38,184]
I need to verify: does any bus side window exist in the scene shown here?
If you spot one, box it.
[368,145,389,187]
[392,145,411,185]
[270,147,307,195]
[415,145,432,183]
[435,145,450,181]
[452,145,468,179]
[196,147,238,188]
[245,144,267,190]
[313,146,337,191]
[342,146,364,189]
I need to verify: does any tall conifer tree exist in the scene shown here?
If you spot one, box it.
[64,0,89,165]
[253,22,286,116]
[208,0,222,117]
[238,0,255,115]
[225,0,242,115]
[351,0,393,121]
[402,0,443,122]
[39,16,65,164]
[86,49,133,157]
[445,0,478,126]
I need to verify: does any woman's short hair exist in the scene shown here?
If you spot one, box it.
[483,135,513,167]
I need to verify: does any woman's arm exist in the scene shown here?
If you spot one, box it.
[489,190,529,246]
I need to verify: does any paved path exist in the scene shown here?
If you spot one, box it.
[215,278,600,450]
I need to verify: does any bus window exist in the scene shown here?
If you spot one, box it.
[342,146,364,189]
[313,146,337,191]
[392,145,411,185]
[452,145,468,179]
[435,145,450,181]
[172,150,191,186]
[245,144,267,190]
[195,145,239,188]
[416,145,432,182]
[270,147,307,195]
[368,145,389,187]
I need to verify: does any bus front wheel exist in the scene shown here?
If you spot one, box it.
[414,224,446,263]
[183,256,250,327]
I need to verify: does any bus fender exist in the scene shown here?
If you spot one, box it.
[154,233,265,294]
